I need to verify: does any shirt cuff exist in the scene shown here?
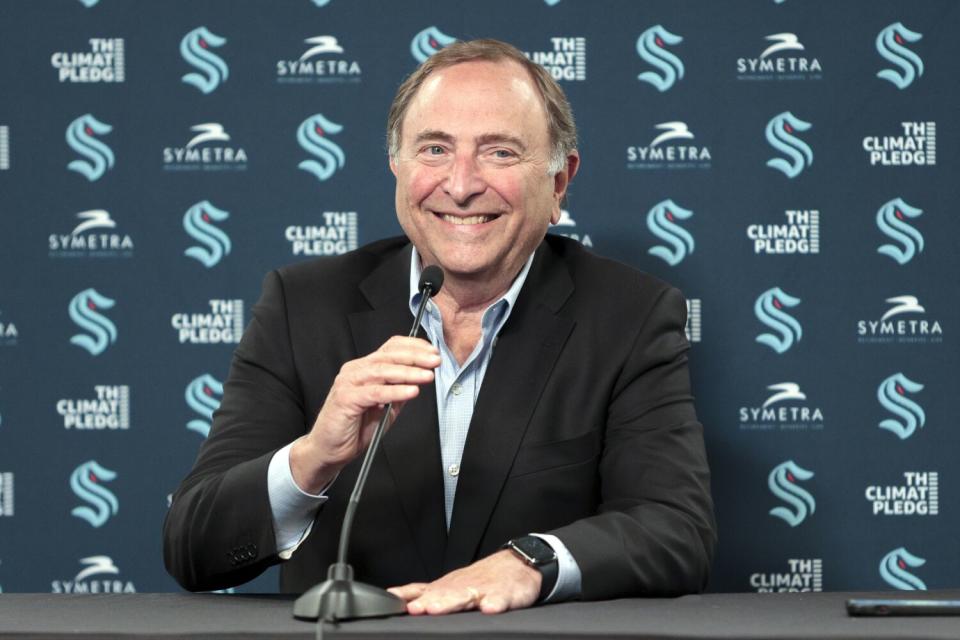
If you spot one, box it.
[530,532,582,602]
[267,441,332,559]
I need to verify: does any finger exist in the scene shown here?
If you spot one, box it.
[417,587,480,615]
[387,583,427,602]
[479,592,510,615]
[340,383,421,409]
[376,338,441,366]
[348,361,435,386]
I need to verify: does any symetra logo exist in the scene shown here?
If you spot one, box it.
[276,35,362,83]
[0,310,19,347]
[880,548,927,590]
[410,26,456,63]
[51,38,124,83]
[876,23,923,90]
[857,295,942,344]
[51,556,136,594]
[768,460,815,527]
[685,299,701,343]
[70,460,118,527]
[627,121,711,170]
[49,210,134,258]
[180,27,228,94]
[524,37,586,81]
[183,201,231,268]
[750,559,822,593]
[163,123,248,171]
[548,209,593,247]
[739,382,824,432]
[0,473,13,516]
[876,198,923,265]
[863,122,936,166]
[66,114,114,181]
[171,299,243,344]
[765,112,812,178]
[287,211,358,256]
[866,471,938,516]
[68,288,117,356]
[737,33,822,81]
[297,114,345,182]
[747,209,819,255]
[877,373,924,440]
[754,287,802,354]
[646,199,694,266]
[58,385,130,431]
[0,125,8,170]
[636,25,683,92]
[185,374,223,438]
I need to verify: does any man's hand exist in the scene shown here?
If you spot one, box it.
[388,550,542,615]
[290,336,441,493]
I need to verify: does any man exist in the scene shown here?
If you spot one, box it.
[164,39,715,615]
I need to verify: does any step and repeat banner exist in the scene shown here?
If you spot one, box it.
[0,0,957,595]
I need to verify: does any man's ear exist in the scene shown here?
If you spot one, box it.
[551,151,580,223]
[389,156,398,178]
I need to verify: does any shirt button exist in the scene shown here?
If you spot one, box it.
[448,464,460,477]
[451,383,463,396]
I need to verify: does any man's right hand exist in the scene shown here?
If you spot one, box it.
[289,336,441,494]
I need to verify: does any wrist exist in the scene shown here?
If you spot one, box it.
[502,536,559,602]
[289,436,342,494]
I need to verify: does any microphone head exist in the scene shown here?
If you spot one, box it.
[419,265,444,297]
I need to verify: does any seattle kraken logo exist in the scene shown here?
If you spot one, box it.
[768,460,815,527]
[69,288,117,356]
[755,287,802,354]
[411,26,456,63]
[185,374,223,438]
[183,201,231,268]
[876,23,923,90]
[66,114,114,181]
[876,198,923,265]
[877,373,925,440]
[646,199,694,266]
[636,25,684,92]
[78,0,99,7]
[298,114,345,182]
[70,460,118,528]
[880,548,927,590]
[765,112,812,179]
[180,27,229,94]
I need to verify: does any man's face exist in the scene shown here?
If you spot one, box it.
[391,59,576,287]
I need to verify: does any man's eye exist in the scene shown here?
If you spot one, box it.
[427,145,445,155]
[493,149,514,159]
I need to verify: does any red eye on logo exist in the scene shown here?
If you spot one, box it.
[895,34,904,46]
[773,298,783,310]
[898,559,907,569]
[199,38,208,49]
[429,38,439,49]
[666,211,674,222]
[202,213,210,223]
[655,37,664,48]
[203,385,213,396]
[787,472,795,483]
[895,209,904,220]
[896,384,905,395]
[87,301,96,310]
[89,473,98,483]
[85,127,94,136]
[784,124,794,134]
[315,125,325,136]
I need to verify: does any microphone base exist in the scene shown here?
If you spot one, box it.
[293,563,408,622]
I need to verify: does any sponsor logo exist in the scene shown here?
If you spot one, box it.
[737,33,822,81]
[857,295,942,344]
[297,114,345,182]
[863,121,935,166]
[171,299,244,344]
[685,299,701,343]
[163,123,248,171]
[765,112,812,178]
[768,460,815,527]
[646,199,694,266]
[180,27,228,94]
[627,121,711,170]
[185,374,223,438]
[57,386,130,431]
[411,26,456,63]
[876,198,923,265]
[78,0,98,6]
[548,209,593,247]
[544,0,561,5]
[51,556,136,594]
[0,125,9,170]
[636,25,683,92]
[286,211,358,256]
[312,0,331,5]
[524,37,586,81]
[754,287,802,354]
[880,548,927,590]
[49,210,134,258]
[747,209,819,254]
[0,473,13,516]
[876,23,923,90]
[69,289,117,356]
[878,373,925,440]
[276,35,362,83]
[867,471,938,516]
[0,310,18,347]
[70,460,118,527]
[750,559,822,592]
[52,38,124,83]
[183,201,231,268]
[739,383,823,432]
[66,114,114,182]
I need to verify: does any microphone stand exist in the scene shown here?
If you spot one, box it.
[294,269,442,623]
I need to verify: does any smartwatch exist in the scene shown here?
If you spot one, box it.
[503,535,559,602]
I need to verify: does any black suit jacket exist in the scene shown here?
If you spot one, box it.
[163,235,716,599]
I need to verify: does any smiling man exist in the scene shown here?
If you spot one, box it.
[164,39,716,615]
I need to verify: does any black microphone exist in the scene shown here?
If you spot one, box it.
[294,265,444,624]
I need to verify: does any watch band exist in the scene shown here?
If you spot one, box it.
[503,536,559,602]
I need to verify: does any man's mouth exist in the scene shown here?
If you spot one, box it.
[434,212,499,225]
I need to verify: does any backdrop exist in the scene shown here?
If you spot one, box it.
[0,0,957,595]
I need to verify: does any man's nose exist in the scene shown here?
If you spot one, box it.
[442,153,485,204]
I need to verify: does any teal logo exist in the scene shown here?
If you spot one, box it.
[646,199,694,266]
[754,287,802,354]
[183,200,231,268]
[876,198,923,265]
[66,114,114,181]
[765,112,812,178]
[768,460,815,527]
[880,548,927,590]
[181,27,228,94]
[298,114,345,182]
[70,460,118,528]
[636,25,684,92]
[877,373,925,440]
[69,288,117,356]
[876,23,923,90]
[185,374,223,438]
[411,27,455,63]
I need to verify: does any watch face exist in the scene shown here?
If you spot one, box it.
[511,536,556,566]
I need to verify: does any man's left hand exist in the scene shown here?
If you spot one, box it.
[388,550,541,615]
